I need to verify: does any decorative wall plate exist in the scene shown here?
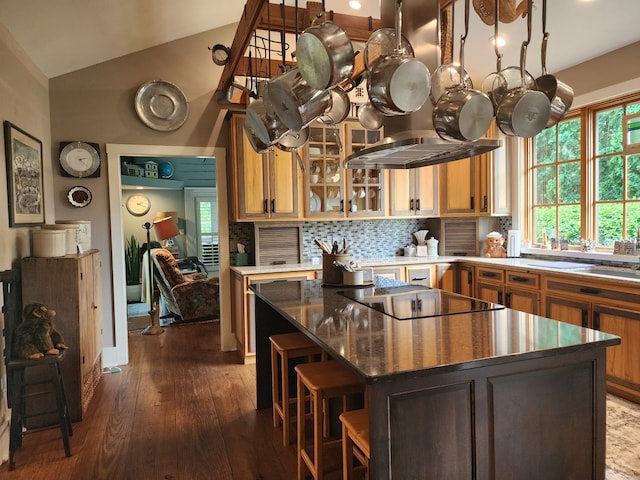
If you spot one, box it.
[134,80,189,131]
[67,186,92,208]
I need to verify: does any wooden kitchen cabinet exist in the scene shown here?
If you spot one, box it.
[441,157,476,215]
[406,265,437,287]
[457,263,475,297]
[231,270,319,363]
[21,250,103,423]
[390,166,438,216]
[440,123,510,216]
[476,266,539,314]
[230,115,300,221]
[544,275,640,402]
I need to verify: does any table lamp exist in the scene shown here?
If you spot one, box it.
[153,215,180,249]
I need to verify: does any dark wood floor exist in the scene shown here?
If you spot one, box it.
[2,321,302,479]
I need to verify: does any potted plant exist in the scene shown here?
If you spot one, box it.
[125,235,142,303]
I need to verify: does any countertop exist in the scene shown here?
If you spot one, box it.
[252,279,620,382]
[233,255,640,286]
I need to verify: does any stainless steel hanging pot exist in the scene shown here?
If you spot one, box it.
[366,0,430,116]
[433,0,493,141]
[276,127,309,173]
[496,0,551,137]
[263,67,332,132]
[246,98,289,147]
[295,16,355,90]
[535,0,573,127]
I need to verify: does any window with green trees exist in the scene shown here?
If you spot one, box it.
[529,94,640,248]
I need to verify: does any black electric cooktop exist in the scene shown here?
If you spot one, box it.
[340,285,505,320]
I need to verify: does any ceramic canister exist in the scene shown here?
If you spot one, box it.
[426,237,439,257]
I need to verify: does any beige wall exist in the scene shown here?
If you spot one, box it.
[0,21,53,465]
[48,23,235,348]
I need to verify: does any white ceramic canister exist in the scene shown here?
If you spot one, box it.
[31,229,66,257]
[56,220,91,252]
[426,237,439,257]
[43,223,80,254]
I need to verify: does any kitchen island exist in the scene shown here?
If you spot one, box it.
[252,279,620,480]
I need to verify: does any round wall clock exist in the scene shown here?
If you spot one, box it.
[67,186,92,208]
[126,193,151,216]
[59,141,101,178]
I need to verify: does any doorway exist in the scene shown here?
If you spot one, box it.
[106,144,232,368]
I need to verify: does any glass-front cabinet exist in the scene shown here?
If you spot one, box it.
[306,124,345,218]
[344,122,384,217]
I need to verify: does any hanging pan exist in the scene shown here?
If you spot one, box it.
[276,127,309,173]
[367,0,431,116]
[433,0,494,141]
[535,0,574,127]
[429,0,472,106]
[496,0,551,137]
[480,0,508,111]
[263,67,332,132]
[295,12,355,90]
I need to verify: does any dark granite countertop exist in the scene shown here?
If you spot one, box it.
[252,279,620,382]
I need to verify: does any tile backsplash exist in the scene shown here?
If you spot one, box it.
[229,217,509,265]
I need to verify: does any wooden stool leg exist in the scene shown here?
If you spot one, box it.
[342,420,354,480]
[271,344,279,428]
[297,375,306,480]
[281,351,290,446]
[313,391,323,479]
[8,368,24,471]
[50,363,72,457]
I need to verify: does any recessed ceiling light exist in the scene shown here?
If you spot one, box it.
[349,0,362,10]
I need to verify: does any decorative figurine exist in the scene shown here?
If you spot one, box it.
[13,303,68,359]
[484,231,507,258]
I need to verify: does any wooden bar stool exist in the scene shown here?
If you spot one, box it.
[270,332,326,446]
[1,270,72,471]
[295,360,366,480]
[340,408,370,480]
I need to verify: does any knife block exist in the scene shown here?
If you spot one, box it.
[322,253,350,285]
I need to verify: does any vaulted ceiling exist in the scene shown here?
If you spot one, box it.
[1,0,639,88]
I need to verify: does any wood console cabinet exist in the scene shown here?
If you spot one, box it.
[21,250,103,423]
[475,265,540,315]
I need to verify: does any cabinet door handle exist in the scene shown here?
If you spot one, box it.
[470,196,475,210]
[467,271,472,283]
[349,200,353,212]
[505,292,511,307]
[483,195,488,209]
[416,198,421,211]
[593,310,600,330]
[511,276,529,283]
[581,309,589,328]
[271,199,276,213]
[263,199,269,214]
[340,200,344,212]
[498,291,503,304]
[410,199,414,210]
[481,271,498,278]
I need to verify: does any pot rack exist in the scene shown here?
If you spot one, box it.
[215,0,384,107]
[214,0,515,109]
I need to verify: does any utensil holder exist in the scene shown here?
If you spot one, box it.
[342,270,364,286]
[322,253,350,285]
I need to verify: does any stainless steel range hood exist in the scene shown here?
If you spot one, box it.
[345,0,501,169]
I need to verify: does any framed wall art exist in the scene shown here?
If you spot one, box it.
[3,121,45,226]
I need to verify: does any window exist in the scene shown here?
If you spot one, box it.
[196,196,219,271]
[594,101,640,246]
[530,116,582,245]
[528,93,640,248]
